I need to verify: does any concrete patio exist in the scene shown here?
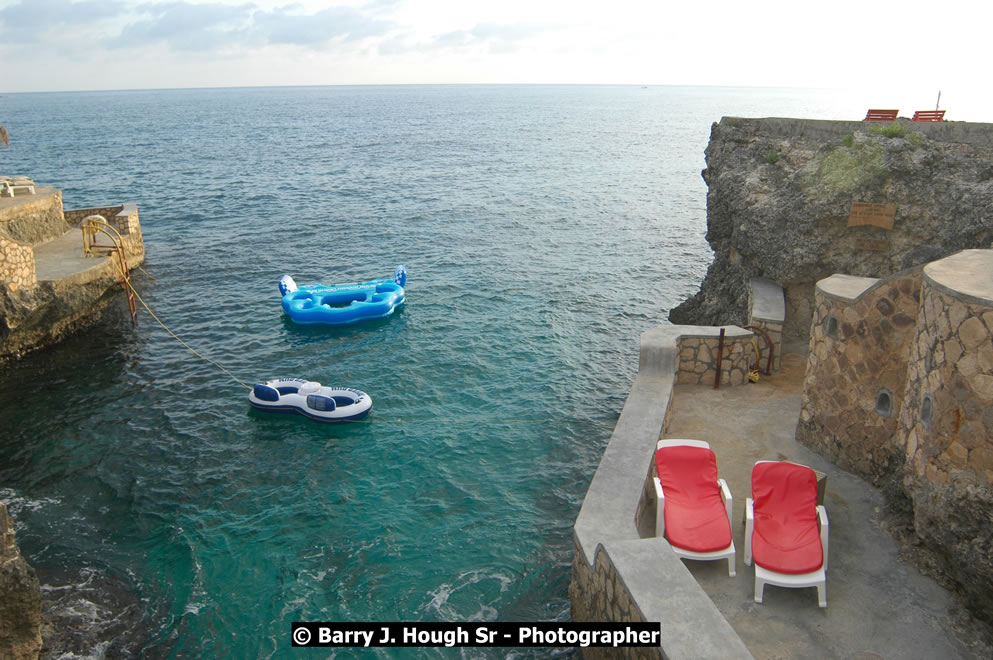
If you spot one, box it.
[660,350,991,659]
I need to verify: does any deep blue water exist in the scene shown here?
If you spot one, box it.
[0,85,864,658]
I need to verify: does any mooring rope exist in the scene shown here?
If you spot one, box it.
[125,280,252,391]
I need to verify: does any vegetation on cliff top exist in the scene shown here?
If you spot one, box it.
[818,137,886,192]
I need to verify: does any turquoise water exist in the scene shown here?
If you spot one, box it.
[0,85,863,658]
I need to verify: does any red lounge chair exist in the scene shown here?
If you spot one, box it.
[864,109,899,121]
[912,110,945,122]
[745,460,829,607]
[654,439,735,576]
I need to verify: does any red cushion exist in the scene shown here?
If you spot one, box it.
[751,462,823,574]
[655,445,732,553]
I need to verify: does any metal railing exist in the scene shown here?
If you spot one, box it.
[80,215,137,323]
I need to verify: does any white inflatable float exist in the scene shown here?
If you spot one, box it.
[248,378,371,422]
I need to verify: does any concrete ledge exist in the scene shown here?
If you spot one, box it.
[606,539,752,659]
[816,273,880,303]
[923,248,993,307]
[748,277,785,323]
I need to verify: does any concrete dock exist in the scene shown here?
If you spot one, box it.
[663,351,991,659]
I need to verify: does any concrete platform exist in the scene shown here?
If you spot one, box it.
[32,229,111,282]
[663,352,991,659]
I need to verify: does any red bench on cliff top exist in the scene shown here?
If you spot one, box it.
[864,109,899,121]
[912,110,945,122]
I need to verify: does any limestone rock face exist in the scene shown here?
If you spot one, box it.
[0,502,42,660]
[0,276,121,361]
[670,117,993,341]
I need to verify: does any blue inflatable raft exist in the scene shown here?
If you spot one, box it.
[278,265,406,326]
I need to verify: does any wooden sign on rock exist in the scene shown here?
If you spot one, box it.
[848,203,897,229]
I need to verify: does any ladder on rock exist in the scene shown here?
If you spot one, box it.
[80,215,137,324]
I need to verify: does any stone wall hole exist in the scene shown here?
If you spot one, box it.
[826,315,840,340]
[920,393,934,430]
[875,388,893,417]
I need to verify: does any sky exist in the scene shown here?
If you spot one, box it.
[0,0,991,119]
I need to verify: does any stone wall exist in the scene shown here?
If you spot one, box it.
[796,271,921,486]
[675,329,757,386]
[569,541,658,660]
[795,249,993,623]
[672,276,786,386]
[64,204,144,261]
[0,237,36,293]
[897,250,993,621]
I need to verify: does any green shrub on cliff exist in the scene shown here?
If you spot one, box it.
[818,139,886,192]
[0,125,8,147]
[868,121,906,138]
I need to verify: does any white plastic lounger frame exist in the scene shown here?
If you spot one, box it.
[744,460,829,607]
[654,438,736,576]
[1,177,35,197]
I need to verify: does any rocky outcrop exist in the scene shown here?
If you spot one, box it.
[670,117,993,342]
[0,277,123,359]
[0,502,42,660]
[0,192,69,245]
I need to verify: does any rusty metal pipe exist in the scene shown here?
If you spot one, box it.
[714,327,725,389]
[744,325,774,375]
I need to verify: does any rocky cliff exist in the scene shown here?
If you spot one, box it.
[670,117,993,342]
[0,502,42,659]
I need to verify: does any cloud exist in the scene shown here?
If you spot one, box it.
[0,0,128,42]
[397,21,549,56]
[253,5,394,46]
[116,2,256,51]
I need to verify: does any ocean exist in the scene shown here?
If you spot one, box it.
[1,85,866,658]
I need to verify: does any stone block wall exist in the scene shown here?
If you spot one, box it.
[796,249,993,623]
[675,329,758,386]
[569,542,659,660]
[64,204,144,262]
[64,205,125,228]
[0,237,36,293]
[897,250,993,620]
[796,271,921,486]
